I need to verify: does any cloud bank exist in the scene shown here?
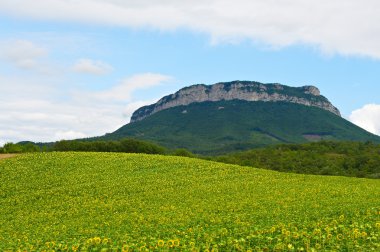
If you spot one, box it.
[349,104,380,136]
[1,0,380,58]
[90,73,173,101]
[0,73,172,144]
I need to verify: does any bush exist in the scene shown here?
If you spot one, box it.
[22,143,41,152]
[2,142,40,153]
[172,148,195,157]
[3,143,23,153]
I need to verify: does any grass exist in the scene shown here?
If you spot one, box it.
[0,152,379,251]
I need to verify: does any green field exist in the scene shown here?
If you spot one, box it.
[0,153,379,251]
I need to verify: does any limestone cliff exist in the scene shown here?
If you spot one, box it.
[131,81,340,122]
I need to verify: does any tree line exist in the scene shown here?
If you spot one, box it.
[0,138,195,157]
[212,141,380,179]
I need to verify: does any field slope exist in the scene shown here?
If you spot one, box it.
[0,153,379,251]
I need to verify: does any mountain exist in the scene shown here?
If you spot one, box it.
[102,81,380,154]
[131,81,340,122]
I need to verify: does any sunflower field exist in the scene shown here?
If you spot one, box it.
[0,152,379,251]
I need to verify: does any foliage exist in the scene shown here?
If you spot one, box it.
[171,148,195,157]
[102,100,380,155]
[53,138,166,154]
[214,141,380,179]
[0,152,379,251]
[1,142,40,153]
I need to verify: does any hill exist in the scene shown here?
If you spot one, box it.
[104,100,380,154]
[0,152,379,250]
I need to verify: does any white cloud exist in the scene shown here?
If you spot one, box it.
[122,99,158,118]
[0,73,172,144]
[91,73,172,101]
[72,58,113,75]
[349,104,380,135]
[0,39,47,70]
[54,130,88,141]
[1,1,380,58]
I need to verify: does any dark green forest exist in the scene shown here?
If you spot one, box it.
[0,142,41,153]
[52,139,166,154]
[0,139,166,155]
[213,141,380,179]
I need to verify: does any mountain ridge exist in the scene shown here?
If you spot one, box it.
[98,80,380,154]
[106,100,379,154]
[131,80,340,122]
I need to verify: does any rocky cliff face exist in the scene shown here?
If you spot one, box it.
[131,81,341,122]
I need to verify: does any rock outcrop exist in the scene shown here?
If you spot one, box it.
[131,81,340,122]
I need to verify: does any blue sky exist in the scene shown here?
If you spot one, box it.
[1,0,380,144]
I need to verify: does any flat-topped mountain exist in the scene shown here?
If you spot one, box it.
[101,81,380,154]
[131,81,340,122]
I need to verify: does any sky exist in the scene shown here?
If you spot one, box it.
[1,0,380,145]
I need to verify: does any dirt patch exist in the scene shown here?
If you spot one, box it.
[0,154,18,160]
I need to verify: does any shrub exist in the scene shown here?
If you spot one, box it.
[3,143,23,153]
[172,148,195,157]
